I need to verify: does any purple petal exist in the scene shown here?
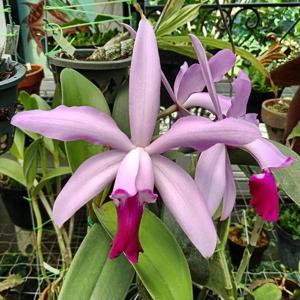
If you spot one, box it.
[249,171,279,222]
[195,144,227,216]
[242,113,259,125]
[174,62,188,98]
[227,71,251,118]
[146,116,261,155]
[190,35,222,119]
[221,154,236,220]
[111,148,157,202]
[109,193,144,264]
[11,105,134,152]
[53,151,125,227]
[129,19,161,146]
[177,64,205,104]
[183,92,231,115]
[241,138,293,170]
[152,155,217,257]
[209,49,236,82]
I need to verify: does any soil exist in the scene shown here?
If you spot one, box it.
[228,226,269,248]
[0,68,16,81]
[267,100,290,114]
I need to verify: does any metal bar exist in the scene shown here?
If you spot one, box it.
[145,2,300,10]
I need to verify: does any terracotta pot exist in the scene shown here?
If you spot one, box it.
[18,64,44,95]
[261,98,290,143]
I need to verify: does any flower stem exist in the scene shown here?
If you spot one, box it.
[158,104,178,119]
[216,217,237,300]
[31,193,50,285]
[235,215,265,285]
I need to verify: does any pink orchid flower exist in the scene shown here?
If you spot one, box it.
[11,20,261,263]
[188,35,293,222]
[161,49,235,116]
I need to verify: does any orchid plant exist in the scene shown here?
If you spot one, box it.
[10,18,298,300]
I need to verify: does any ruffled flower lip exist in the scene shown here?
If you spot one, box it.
[109,189,157,264]
[249,171,279,222]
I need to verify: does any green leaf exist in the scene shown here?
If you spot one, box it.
[252,283,281,300]
[32,167,72,197]
[156,4,201,37]
[156,0,185,29]
[158,36,271,79]
[94,202,193,300]
[60,68,110,171]
[59,223,134,300]
[18,91,51,111]
[272,142,300,207]
[287,121,300,140]
[23,139,41,188]
[112,81,130,137]
[0,158,26,186]
[9,129,25,161]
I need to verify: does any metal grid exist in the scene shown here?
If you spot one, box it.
[0,219,86,299]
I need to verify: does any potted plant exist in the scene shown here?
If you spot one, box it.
[228,208,271,269]
[18,63,44,95]
[47,31,132,105]
[261,97,291,143]
[0,56,26,154]
[275,203,300,270]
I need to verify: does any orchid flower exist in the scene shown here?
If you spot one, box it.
[123,24,235,117]
[188,35,293,222]
[12,20,261,263]
[161,49,235,116]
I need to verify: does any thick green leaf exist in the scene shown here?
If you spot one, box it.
[156,4,201,37]
[94,202,193,300]
[23,139,41,188]
[272,142,300,207]
[18,91,51,111]
[59,223,134,300]
[158,40,197,59]
[112,81,130,137]
[60,68,110,171]
[252,283,281,300]
[60,68,110,115]
[287,121,300,140]
[9,129,25,161]
[0,158,26,186]
[158,36,270,79]
[32,167,72,197]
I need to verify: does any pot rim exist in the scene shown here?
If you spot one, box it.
[274,222,300,243]
[48,49,131,70]
[261,98,291,116]
[0,63,26,90]
[25,64,44,77]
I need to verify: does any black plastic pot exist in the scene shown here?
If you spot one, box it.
[228,227,269,270]
[0,187,33,230]
[275,223,300,270]
[0,63,26,154]
[48,50,131,105]
[159,50,197,107]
